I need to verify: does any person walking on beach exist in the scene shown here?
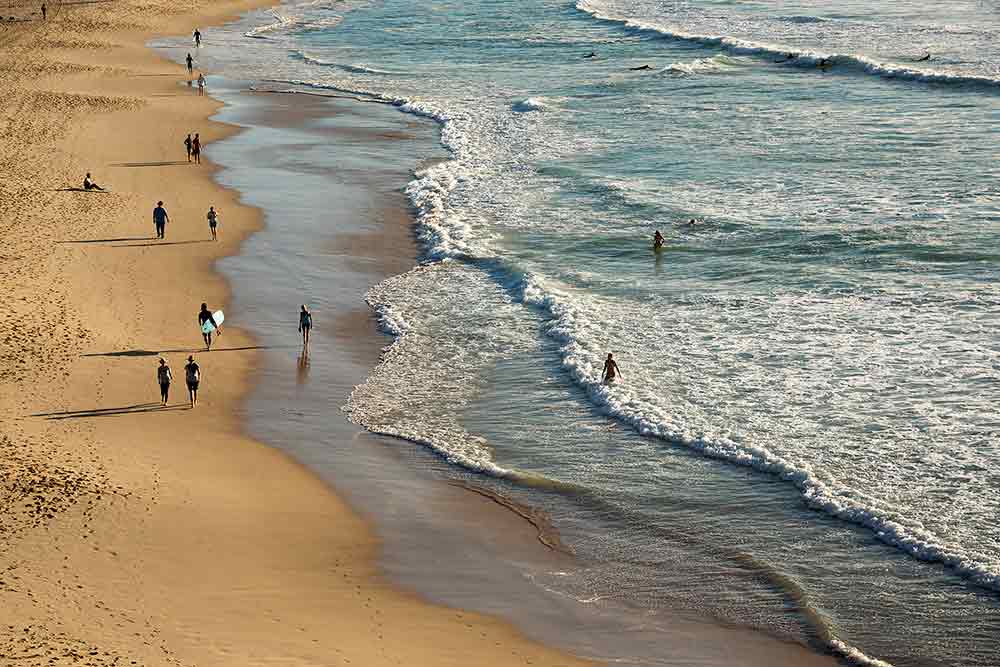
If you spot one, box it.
[184,356,201,407]
[197,73,206,95]
[41,3,46,20]
[184,133,193,162]
[156,358,172,406]
[193,28,201,46]
[83,172,105,191]
[206,205,218,240]
[153,201,168,239]
[198,302,221,350]
[192,133,201,164]
[602,353,622,384]
[186,53,194,74]
[299,304,312,346]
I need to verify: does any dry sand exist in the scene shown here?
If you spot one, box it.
[0,1,588,664]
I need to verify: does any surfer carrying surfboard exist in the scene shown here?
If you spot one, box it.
[198,303,221,350]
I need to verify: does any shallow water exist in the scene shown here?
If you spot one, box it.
[158,1,999,664]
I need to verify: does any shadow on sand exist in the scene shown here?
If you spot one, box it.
[57,236,155,244]
[109,161,190,167]
[31,402,189,420]
[81,345,274,358]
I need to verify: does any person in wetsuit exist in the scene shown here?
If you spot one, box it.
[653,230,665,249]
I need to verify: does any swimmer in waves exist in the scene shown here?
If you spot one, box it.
[653,230,665,250]
[603,353,623,385]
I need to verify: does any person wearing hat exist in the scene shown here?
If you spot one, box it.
[156,358,172,406]
[184,356,201,407]
[153,201,169,239]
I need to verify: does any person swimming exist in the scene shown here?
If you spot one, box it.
[584,51,597,58]
[629,64,654,71]
[775,52,798,64]
[817,57,833,69]
[602,353,622,384]
[916,52,931,62]
[653,230,665,249]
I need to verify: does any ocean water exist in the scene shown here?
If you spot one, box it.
[160,1,1000,665]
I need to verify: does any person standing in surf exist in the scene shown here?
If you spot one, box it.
[653,230,665,250]
[156,358,172,406]
[185,52,194,74]
[603,353,622,384]
[184,356,200,408]
[193,28,201,46]
[198,302,221,350]
[153,201,168,239]
[206,205,218,240]
[298,304,312,346]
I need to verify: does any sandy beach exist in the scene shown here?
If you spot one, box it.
[0,2,590,664]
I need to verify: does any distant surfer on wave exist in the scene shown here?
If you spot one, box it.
[915,52,931,62]
[653,230,665,250]
[817,57,833,69]
[584,51,597,59]
[629,64,654,71]
[198,302,221,350]
[775,52,798,64]
[603,353,622,384]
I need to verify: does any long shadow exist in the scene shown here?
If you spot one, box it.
[31,402,189,420]
[110,240,209,247]
[81,345,276,358]
[58,236,155,244]
[109,161,189,167]
[54,188,111,193]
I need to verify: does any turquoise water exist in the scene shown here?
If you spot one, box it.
[162,1,1000,664]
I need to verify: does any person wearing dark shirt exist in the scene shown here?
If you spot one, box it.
[184,356,201,407]
[299,304,313,346]
[153,201,168,239]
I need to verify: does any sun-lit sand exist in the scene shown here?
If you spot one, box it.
[0,1,589,664]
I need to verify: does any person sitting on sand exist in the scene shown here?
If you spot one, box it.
[206,205,218,240]
[198,302,221,350]
[156,358,172,406]
[83,172,105,191]
[653,230,665,249]
[299,304,312,346]
[184,356,200,407]
[603,353,622,384]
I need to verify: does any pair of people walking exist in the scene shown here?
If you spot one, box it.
[184,133,201,163]
[151,201,219,240]
[157,356,202,407]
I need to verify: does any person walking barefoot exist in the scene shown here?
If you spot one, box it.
[156,358,172,406]
[207,205,218,240]
[192,133,201,164]
[198,302,221,350]
[184,356,201,407]
[152,200,169,239]
[184,133,193,162]
[299,304,312,346]
[602,352,623,384]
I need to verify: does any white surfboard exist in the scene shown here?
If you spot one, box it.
[200,310,224,334]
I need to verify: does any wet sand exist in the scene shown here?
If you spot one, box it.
[0,3,589,665]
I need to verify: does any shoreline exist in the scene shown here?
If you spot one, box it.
[0,2,592,664]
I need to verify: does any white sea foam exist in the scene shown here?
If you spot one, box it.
[244,9,297,38]
[512,97,550,112]
[576,0,1000,88]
